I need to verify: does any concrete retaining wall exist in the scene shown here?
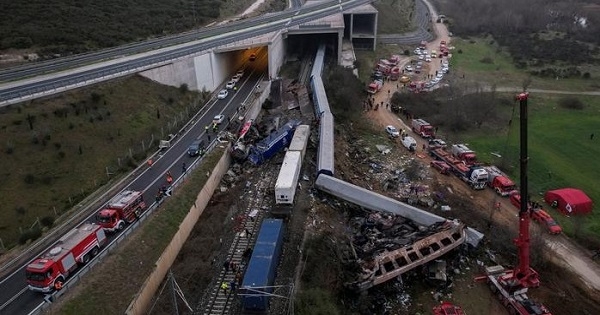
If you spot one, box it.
[140,57,199,90]
[125,148,231,315]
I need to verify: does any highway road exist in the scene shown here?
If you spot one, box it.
[0,53,269,315]
[0,0,373,106]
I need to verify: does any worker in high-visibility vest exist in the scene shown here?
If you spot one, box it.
[221,281,229,294]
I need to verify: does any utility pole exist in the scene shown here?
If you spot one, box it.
[170,270,179,315]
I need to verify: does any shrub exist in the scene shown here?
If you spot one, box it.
[90,92,102,103]
[582,72,591,79]
[179,84,189,93]
[19,227,42,244]
[24,174,36,184]
[15,206,27,215]
[58,151,66,159]
[480,56,494,64]
[558,96,584,110]
[457,49,463,54]
[40,216,55,227]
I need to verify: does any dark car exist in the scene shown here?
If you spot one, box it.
[188,140,206,157]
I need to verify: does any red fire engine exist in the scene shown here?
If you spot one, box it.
[96,190,146,232]
[26,223,107,293]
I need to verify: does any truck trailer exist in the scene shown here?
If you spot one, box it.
[274,151,302,205]
[241,219,285,313]
[26,223,107,293]
[96,190,147,232]
[430,148,488,189]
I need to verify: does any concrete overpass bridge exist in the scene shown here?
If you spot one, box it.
[0,0,379,107]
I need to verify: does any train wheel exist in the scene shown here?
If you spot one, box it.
[82,254,90,264]
[91,246,100,257]
[118,222,125,230]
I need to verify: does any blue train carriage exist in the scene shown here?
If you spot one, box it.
[317,111,334,177]
[247,120,301,166]
[241,219,285,313]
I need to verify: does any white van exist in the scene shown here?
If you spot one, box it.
[402,136,417,152]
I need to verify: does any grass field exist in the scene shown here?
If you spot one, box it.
[0,76,205,248]
[450,37,600,91]
[461,94,600,239]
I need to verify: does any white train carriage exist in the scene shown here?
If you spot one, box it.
[317,112,334,176]
[288,125,310,160]
[275,151,302,205]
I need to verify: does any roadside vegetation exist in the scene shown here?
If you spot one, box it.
[47,146,225,314]
[0,77,206,249]
[374,0,416,34]
[0,0,259,58]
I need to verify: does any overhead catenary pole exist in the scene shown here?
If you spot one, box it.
[170,269,179,315]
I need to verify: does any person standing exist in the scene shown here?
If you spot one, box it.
[221,282,229,294]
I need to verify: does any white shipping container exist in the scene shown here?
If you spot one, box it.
[288,125,310,160]
[275,151,302,204]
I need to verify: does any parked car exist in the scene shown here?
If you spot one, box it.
[231,74,242,83]
[405,65,413,72]
[418,55,424,61]
[425,56,432,62]
[213,114,225,124]
[217,90,228,99]
[236,69,245,77]
[385,125,400,137]
[436,73,444,79]
[226,80,236,89]
[187,140,206,157]
[422,50,429,56]
[413,48,422,55]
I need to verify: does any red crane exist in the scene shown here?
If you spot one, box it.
[478,93,552,315]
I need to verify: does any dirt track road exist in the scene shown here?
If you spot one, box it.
[366,0,600,296]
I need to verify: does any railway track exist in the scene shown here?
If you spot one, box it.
[197,162,279,315]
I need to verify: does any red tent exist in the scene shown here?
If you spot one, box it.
[544,188,593,215]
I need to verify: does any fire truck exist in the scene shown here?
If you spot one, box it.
[26,223,107,293]
[96,190,146,232]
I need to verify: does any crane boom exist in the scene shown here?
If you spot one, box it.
[512,92,540,288]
